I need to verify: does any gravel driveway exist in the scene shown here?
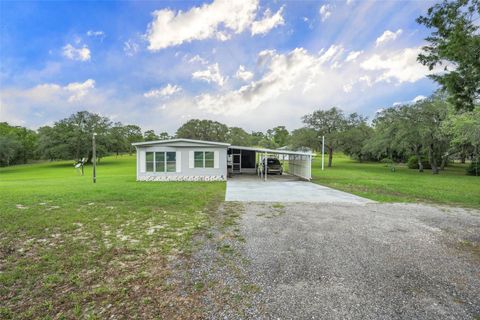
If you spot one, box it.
[237,202,480,319]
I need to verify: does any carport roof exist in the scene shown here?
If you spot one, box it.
[229,145,313,156]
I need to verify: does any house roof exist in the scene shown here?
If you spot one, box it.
[132,138,231,147]
[132,138,313,156]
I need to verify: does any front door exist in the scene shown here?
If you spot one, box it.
[232,154,241,173]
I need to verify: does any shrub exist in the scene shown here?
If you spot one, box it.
[380,158,393,164]
[407,156,431,170]
[466,161,480,176]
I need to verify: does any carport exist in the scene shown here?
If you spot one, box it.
[227,146,312,181]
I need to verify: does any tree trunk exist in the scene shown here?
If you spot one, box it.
[440,154,448,171]
[86,151,93,164]
[428,144,439,174]
[414,146,423,172]
[460,150,466,164]
[328,147,333,167]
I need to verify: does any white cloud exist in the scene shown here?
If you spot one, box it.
[413,95,426,102]
[62,44,91,61]
[1,79,95,107]
[188,54,208,65]
[235,65,254,81]
[343,83,353,93]
[144,84,182,98]
[345,50,363,62]
[145,0,285,50]
[64,79,96,102]
[192,63,226,86]
[251,7,285,36]
[318,45,345,64]
[145,0,258,50]
[86,30,105,39]
[358,75,373,87]
[124,40,140,56]
[375,29,402,46]
[319,5,331,22]
[195,48,324,115]
[360,47,428,83]
[188,44,431,120]
[393,95,427,106]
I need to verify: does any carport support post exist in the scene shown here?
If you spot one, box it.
[264,152,267,181]
[257,152,260,177]
[322,135,325,171]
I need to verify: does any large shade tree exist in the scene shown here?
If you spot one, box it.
[417,0,480,111]
[302,107,348,167]
[176,119,229,142]
[124,125,143,155]
[37,111,111,163]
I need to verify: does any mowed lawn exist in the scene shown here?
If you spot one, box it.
[0,155,225,319]
[312,153,480,208]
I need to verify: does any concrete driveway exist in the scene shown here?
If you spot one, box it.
[225,174,374,204]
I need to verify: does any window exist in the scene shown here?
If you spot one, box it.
[194,151,204,168]
[267,158,280,165]
[166,152,176,172]
[155,152,165,172]
[145,151,176,172]
[146,152,154,172]
[205,151,214,168]
[194,151,215,168]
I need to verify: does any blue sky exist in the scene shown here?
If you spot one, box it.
[0,0,439,133]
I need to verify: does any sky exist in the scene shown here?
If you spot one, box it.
[0,0,440,134]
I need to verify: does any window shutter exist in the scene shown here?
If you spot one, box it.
[214,151,219,169]
[176,151,181,172]
[139,150,146,173]
[189,151,194,169]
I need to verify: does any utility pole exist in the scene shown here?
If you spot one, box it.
[322,135,325,171]
[92,133,97,183]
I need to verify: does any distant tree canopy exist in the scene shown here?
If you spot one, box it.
[1,96,478,176]
[364,95,452,173]
[417,0,480,111]
[0,122,37,166]
[176,119,230,142]
[36,111,111,163]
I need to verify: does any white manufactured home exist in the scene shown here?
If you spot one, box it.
[132,139,312,181]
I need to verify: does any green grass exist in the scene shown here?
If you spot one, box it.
[0,155,225,319]
[312,153,480,208]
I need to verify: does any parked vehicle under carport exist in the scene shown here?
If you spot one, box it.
[257,157,283,175]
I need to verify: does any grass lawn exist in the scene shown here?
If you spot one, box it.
[0,155,225,319]
[312,153,480,208]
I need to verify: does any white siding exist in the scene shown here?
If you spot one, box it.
[214,151,219,169]
[189,151,194,169]
[136,145,227,181]
[139,150,146,173]
[176,151,181,172]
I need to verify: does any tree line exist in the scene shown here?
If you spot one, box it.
[0,114,290,166]
[1,93,478,176]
